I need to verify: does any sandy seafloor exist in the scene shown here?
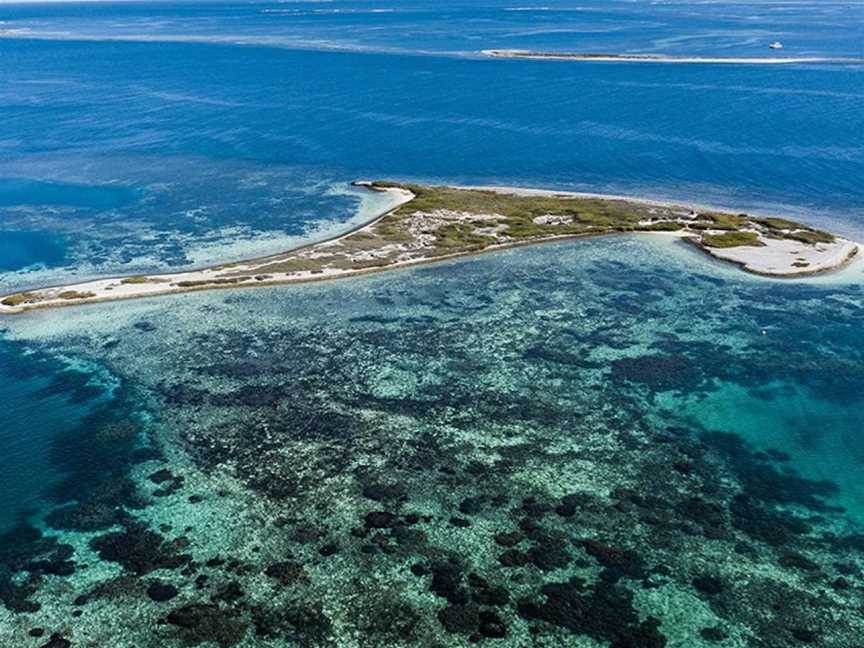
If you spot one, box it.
[2,234,864,647]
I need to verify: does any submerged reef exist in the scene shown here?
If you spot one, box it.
[2,237,864,646]
[0,183,856,313]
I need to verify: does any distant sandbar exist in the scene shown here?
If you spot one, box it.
[0,182,858,314]
[481,49,862,65]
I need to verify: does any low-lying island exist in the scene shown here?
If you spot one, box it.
[1,182,858,314]
[480,49,859,65]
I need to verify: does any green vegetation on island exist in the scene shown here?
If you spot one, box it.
[0,182,855,312]
[755,217,835,244]
[57,290,97,300]
[1,292,40,307]
[701,231,765,248]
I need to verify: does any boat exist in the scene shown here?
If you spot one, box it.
[769,41,784,49]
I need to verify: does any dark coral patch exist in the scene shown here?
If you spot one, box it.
[364,511,398,529]
[611,354,702,391]
[494,531,523,547]
[0,519,74,613]
[479,610,507,638]
[264,561,306,586]
[581,539,644,580]
[90,522,191,575]
[362,483,406,502]
[498,549,530,568]
[729,495,809,546]
[38,635,71,648]
[778,553,820,571]
[790,627,818,643]
[429,561,469,605]
[692,575,724,596]
[437,604,480,635]
[517,579,666,647]
[555,493,592,517]
[676,497,726,530]
[166,604,248,647]
[148,469,175,484]
[700,626,728,641]
[147,581,179,602]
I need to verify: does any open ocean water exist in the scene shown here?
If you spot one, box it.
[1,1,864,646]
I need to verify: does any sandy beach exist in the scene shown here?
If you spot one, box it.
[1,182,858,314]
[481,49,863,65]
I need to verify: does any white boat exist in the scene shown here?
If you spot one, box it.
[769,41,784,49]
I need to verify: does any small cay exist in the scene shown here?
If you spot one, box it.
[480,49,861,65]
[0,182,858,313]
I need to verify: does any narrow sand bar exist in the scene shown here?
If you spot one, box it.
[0,182,858,314]
[481,49,864,65]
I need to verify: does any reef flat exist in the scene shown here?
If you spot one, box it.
[3,238,864,647]
[480,49,863,65]
[0,183,857,314]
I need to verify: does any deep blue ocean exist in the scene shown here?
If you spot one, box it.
[1,2,864,646]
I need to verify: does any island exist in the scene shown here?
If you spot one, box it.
[0,182,858,314]
[480,49,858,65]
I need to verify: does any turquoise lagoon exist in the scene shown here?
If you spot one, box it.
[2,236,864,646]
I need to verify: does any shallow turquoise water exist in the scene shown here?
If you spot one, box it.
[1,1,864,646]
[2,236,864,645]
